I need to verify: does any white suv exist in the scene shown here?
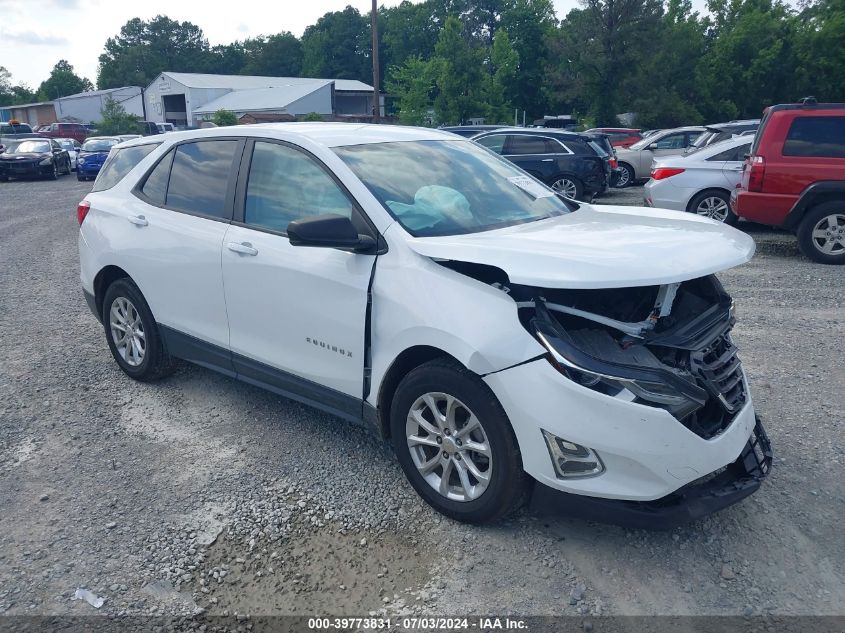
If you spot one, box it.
[78,124,772,526]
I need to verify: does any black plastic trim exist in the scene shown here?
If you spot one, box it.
[232,352,363,424]
[160,325,236,376]
[83,289,99,322]
[784,181,845,231]
[159,325,366,425]
[530,417,773,529]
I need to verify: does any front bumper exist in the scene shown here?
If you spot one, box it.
[530,417,772,529]
[0,161,51,177]
[484,358,759,501]
[77,163,103,176]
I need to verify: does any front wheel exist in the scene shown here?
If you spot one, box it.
[391,358,528,523]
[48,162,58,180]
[102,279,177,381]
[797,202,845,264]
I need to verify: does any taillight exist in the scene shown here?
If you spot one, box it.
[609,158,618,169]
[747,155,765,192]
[77,200,90,225]
[651,167,685,180]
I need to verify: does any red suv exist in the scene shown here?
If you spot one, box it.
[585,128,643,148]
[731,99,845,264]
[42,122,88,144]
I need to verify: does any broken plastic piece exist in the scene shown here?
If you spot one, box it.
[72,588,105,608]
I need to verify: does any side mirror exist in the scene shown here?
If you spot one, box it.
[287,214,376,253]
[647,143,658,151]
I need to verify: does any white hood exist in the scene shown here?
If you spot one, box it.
[405,204,755,289]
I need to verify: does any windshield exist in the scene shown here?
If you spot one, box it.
[334,140,575,237]
[82,138,119,152]
[13,140,51,153]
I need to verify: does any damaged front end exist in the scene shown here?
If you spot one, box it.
[514,275,747,440]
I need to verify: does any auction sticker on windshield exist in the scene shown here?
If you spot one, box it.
[508,175,555,199]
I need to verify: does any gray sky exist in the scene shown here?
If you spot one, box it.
[1,0,587,88]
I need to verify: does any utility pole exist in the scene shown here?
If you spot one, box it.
[371,0,380,123]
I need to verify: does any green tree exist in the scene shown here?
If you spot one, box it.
[98,16,211,88]
[301,7,370,80]
[387,56,435,125]
[381,1,440,74]
[37,60,93,100]
[794,0,845,101]
[486,30,519,123]
[241,33,303,76]
[500,0,558,120]
[96,97,141,134]
[212,109,238,126]
[698,0,799,120]
[431,16,485,124]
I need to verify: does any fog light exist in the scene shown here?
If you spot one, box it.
[541,430,604,478]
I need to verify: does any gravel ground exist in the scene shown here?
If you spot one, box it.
[0,176,843,625]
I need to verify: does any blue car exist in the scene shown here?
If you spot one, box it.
[77,137,120,181]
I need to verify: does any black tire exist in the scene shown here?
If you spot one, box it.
[77,174,85,181]
[390,358,528,524]
[48,162,58,180]
[62,158,71,175]
[102,279,177,381]
[616,163,635,188]
[687,189,738,225]
[548,175,584,201]
[797,201,845,265]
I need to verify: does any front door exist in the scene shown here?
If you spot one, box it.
[222,139,376,418]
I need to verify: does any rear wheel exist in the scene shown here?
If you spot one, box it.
[391,358,528,523]
[615,163,634,188]
[688,190,738,225]
[102,279,177,381]
[549,175,583,201]
[797,202,845,264]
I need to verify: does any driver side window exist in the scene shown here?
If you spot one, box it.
[244,141,353,233]
[652,133,687,150]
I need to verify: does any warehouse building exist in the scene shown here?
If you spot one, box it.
[144,72,383,127]
[0,86,144,126]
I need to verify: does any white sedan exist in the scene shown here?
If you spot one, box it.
[643,135,753,224]
[55,138,82,171]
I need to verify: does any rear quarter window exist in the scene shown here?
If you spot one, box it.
[92,143,160,192]
[783,116,845,157]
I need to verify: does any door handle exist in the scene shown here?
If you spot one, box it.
[541,158,554,162]
[127,214,148,227]
[227,241,258,256]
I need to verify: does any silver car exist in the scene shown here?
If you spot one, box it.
[614,126,706,187]
[643,135,752,224]
[55,138,82,171]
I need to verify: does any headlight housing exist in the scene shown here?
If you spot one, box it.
[533,302,706,420]
[39,156,53,165]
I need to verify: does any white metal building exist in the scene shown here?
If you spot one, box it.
[54,87,144,123]
[144,72,382,127]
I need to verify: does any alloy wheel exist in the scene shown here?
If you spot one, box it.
[695,196,729,222]
[109,297,146,367]
[811,213,845,256]
[551,178,578,199]
[616,166,630,188]
[405,392,492,502]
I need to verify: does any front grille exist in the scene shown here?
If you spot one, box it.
[691,333,747,413]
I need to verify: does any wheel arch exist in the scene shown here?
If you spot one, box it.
[784,182,845,232]
[685,187,732,213]
[375,345,465,439]
[93,265,133,321]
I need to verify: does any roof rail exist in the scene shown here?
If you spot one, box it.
[800,96,818,106]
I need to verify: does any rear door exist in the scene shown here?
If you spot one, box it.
[504,135,569,182]
[118,138,244,365]
[221,138,376,414]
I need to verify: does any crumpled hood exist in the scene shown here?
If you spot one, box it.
[405,204,755,289]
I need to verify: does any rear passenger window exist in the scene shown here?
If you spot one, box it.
[707,145,747,162]
[476,135,506,154]
[166,141,240,217]
[783,117,845,157]
[244,141,353,233]
[93,143,160,192]
[508,136,562,155]
[140,149,174,205]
